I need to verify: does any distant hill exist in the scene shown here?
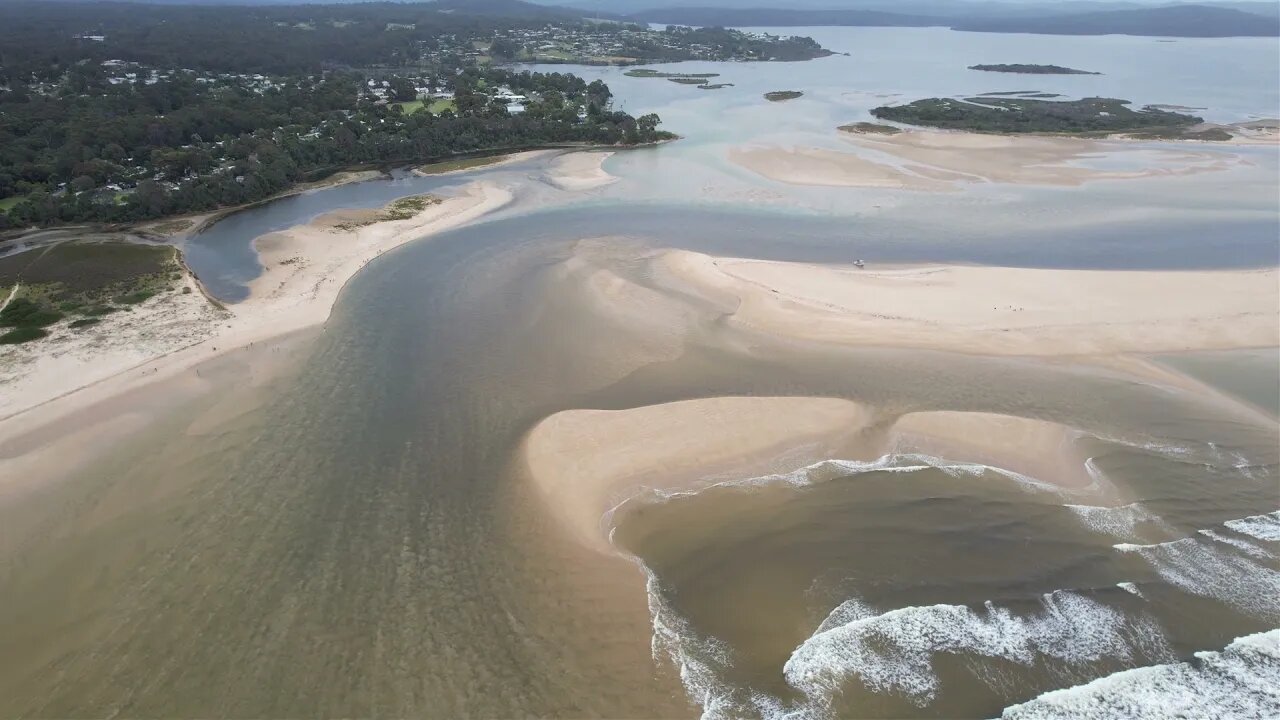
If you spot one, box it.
[430,0,591,20]
[630,7,941,27]
[953,5,1280,37]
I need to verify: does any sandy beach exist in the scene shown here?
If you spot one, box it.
[547,150,618,190]
[731,129,1248,189]
[0,180,513,429]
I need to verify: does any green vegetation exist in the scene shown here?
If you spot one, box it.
[69,317,102,329]
[0,196,25,212]
[0,242,181,344]
[969,64,1101,75]
[698,83,734,90]
[393,99,426,115]
[334,195,442,230]
[765,90,804,102]
[0,327,49,344]
[0,298,64,328]
[427,98,457,114]
[0,65,670,229]
[872,96,1206,136]
[384,195,439,221]
[668,78,707,85]
[625,69,720,79]
[839,122,902,135]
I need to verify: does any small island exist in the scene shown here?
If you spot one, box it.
[765,90,804,102]
[969,64,1102,75]
[838,122,901,135]
[871,96,1229,139]
[668,77,708,85]
[626,69,720,79]
[698,83,735,90]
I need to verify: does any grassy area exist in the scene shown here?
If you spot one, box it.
[765,90,804,102]
[0,241,183,345]
[668,78,705,85]
[333,194,441,231]
[427,98,456,114]
[393,98,455,115]
[0,195,26,212]
[417,156,507,175]
[839,122,902,135]
[394,99,425,115]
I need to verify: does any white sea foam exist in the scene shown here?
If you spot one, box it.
[1224,511,1280,542]
[1115,582,1143,598]
[1001,630,1280,719]
[1115,515,1280,621]
[641,453,1063,506]
[781,590,1170,710]
[1066,502,1173,542]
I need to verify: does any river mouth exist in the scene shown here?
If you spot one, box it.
[3,27,1279,719]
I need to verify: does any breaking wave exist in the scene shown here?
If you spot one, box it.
[1001,630,1280,719]
[783,590,1170,711]
[1114,511,1280,621]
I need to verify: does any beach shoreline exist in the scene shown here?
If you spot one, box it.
[0,179,514,434]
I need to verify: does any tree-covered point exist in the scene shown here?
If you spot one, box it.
[969,64,1102,75]
[871,97,1204,135]
[0,67,671,229]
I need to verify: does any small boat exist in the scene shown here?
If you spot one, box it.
[853,259,865,268]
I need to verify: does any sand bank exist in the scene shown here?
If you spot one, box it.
[547,151,618,191]
[657,251,1278,357]
[412,149,552,176]
[731,129,1246,189]
[0,181,513,431]
[522,399,1093,552]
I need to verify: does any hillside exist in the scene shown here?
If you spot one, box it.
[953,5,1280,37]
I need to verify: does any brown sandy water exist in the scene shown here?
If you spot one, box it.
[1,211,1277,718]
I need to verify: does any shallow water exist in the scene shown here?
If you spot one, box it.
[2,26,1279,719]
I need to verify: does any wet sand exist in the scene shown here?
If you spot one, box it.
[731,129,1248,189]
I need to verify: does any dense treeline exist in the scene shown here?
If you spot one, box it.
[0,2,545,78]
[872,97,1202,135]
[0,68,669,229]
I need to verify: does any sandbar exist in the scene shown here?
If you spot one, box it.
[730,129,1248,189]
[522,399,1095,553]
[547,151,618,191]
[656,250,1278,357]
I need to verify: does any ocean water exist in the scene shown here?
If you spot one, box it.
[2,26,1278,719]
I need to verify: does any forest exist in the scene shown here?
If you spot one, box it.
[0,67,668,228]
[0,0,700,229]
[871,97,1205,136]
